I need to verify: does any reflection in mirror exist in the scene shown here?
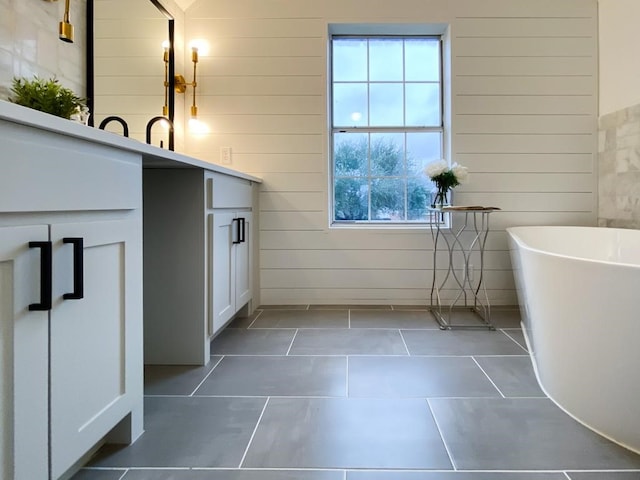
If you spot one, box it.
[87,0,175,149]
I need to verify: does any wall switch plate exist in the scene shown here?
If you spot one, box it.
[220,146,232,164]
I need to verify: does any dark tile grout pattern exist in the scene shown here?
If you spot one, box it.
[74,306,640,480]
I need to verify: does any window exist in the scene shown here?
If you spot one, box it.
[331,35,443,225]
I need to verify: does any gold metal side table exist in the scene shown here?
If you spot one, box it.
[428,206,500,330]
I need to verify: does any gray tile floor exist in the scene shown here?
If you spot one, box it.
[74,307,640,480]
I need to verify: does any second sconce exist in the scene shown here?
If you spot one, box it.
[174,47,199,119]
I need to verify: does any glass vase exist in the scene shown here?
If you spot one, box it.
[431,187,450,208]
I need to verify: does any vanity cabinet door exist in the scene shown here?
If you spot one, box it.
[208,211,252,336]
[49,218,142,480]
[209,212,236,333]
[0,225,49,480]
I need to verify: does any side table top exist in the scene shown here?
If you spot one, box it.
[428,205,501,212]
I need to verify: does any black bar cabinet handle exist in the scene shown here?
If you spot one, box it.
[232,218,241,244]
[63,237,84,300]
[29,241,52,311]
[239,217,246,243]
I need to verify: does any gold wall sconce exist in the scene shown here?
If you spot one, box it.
[43,0,74,43]
[59,0,74,43]
[175,46,199,119]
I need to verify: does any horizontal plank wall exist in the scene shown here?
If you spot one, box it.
[184,0,598,306]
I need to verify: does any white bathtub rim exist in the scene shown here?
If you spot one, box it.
[506,226,640,270]
[519,321,640,457]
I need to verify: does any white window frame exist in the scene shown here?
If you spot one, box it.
[329,30,446,228]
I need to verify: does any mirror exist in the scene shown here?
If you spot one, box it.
[86,0,175,149]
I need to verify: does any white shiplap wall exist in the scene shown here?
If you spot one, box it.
[184,0,598,306]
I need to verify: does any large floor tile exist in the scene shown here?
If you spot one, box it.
[289,329,408,355]
[70,470,126,480]
[347,472,567,479]
[250,309,348,328]
[501,329,529,351]
[118,470,344,480]
[474,355,545,397]
[195,355,347,397]
[226,311,262,329]
[144,358,222,396]
[310,304,391,310]
[348,356,500,398]
[89,397,265,468]
[350,310,438,329]
[257,305,309,310]
[211,328,296,355]
[566,473,640,480]
[489,308,522,328]
[242,397,452,469]
[429,398,640,470]
[402,330,527,356]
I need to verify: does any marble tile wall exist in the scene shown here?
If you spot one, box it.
[598,103,640,229]
[0,0,86,101]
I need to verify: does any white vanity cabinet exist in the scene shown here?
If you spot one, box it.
[0,226,49,480]
[0,120,143,480]
[208,174,253,334]
[143,169,256,365]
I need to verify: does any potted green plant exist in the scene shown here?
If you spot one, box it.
[9,76,86,120]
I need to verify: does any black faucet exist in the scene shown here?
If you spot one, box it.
[145,116,174,150]
[98,116,129,137]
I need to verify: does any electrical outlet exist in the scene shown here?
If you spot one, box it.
[220,146,232,164]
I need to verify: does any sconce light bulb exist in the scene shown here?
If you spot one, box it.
[190,105,198,119]
[189,118,210,134]
[192,47,199,63]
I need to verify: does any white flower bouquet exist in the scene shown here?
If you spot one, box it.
[424,160,469,207]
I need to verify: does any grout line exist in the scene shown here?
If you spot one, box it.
[193,467,349,472]
[344,469,348,480]
[238,397,270,468]
[189,356,224,396]
[240,327,443,331]
[175,394,550,400]
[346,356,349,398]
[144,394,195,398]
[246,309,263,329]
[201,353,531,358]
[285,329,299,356]
[398,330,412,356]
[118,470,129,480]
[124,467,191,470]
[89,466,640,474]
[500,329,529,353]
[472,356,506,398]
[426,399,457,470]
[563,472,572,479]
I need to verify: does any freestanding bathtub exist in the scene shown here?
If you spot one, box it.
[507,226,640,454]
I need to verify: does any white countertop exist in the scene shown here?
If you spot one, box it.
[0,100,261,183]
